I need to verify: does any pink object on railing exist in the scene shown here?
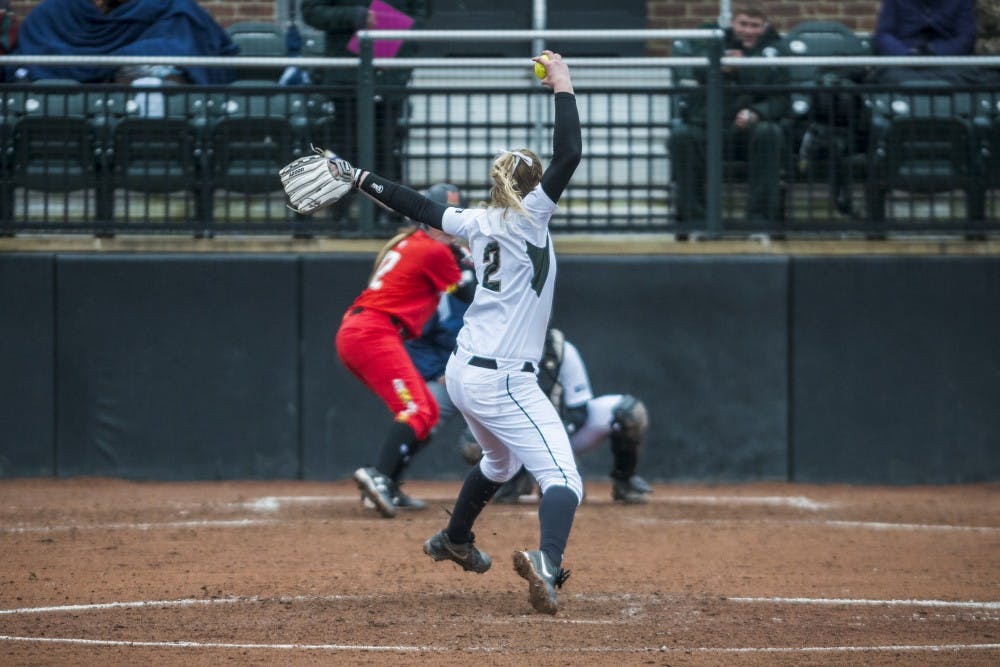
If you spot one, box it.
[347,0,414,59]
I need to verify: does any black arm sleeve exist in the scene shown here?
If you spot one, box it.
[356,174,448,229]
[539,92,583,203]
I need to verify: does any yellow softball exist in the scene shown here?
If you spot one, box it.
[533,54,550,80]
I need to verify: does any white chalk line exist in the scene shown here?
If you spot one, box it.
[0,635,435,652]
[624,517,1000,532]
[4,515,998,534]
[2,492,996,534]
[233,494,835,511]
[656,644,1000,655]
[729,597,1000,610]
[3,595,998,655]
[0,518,284,534]
[0,594,644,618]
[5,593,999,617]
[0,594,629,617]
[0,596,267,615]
[659,495,832,511]
[1,635,997,655]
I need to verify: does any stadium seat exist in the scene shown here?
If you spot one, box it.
[6,80,110,222]
[205,81,307,222]
[782,21,872,217]
[783,20,871,115]
[105,89,211,223]
[301,30,325,56]
[227,21,287,81]
[865,82,986,225]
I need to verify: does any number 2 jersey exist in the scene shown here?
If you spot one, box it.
[348,229,462,339]
[441,186,558,366]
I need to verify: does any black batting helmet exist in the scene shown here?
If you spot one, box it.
[423,183,463,208]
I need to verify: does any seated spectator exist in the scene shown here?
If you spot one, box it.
[302,0,426,183]
[978,0,1000,55]
[0,0,20,82]
[668,4,790,225]
[11,0,237,84]
[974,0,1000,82]
[872,0,976,83]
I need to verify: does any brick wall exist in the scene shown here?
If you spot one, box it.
[10,1,881,43]
[647,0,880,33]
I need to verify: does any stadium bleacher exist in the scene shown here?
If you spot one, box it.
[0,20,997,235]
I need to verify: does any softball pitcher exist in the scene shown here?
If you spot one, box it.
[283,50,582,614]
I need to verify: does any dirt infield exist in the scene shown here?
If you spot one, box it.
[1,478,998,666]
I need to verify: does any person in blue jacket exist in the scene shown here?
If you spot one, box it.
[872,0,976,83]
[12,0,237,84]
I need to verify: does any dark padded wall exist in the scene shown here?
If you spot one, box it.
[551,256,790,482]
[4,252,998,483]
[55,255,300,479]
[0,254,55,476]
[300,254,474,482]
[791,257,1000,483]
[300,254,387,480]
[302,254,790,483]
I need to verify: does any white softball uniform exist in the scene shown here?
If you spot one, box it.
[557,340,627,456]
[441,186,583,502]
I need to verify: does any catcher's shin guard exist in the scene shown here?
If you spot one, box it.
[609,395,648,480]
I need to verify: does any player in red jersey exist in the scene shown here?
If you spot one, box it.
[339,224,474,518]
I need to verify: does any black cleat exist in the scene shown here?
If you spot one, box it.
[391,488,427,510]
[612,475,652,504]
[512,549,570,615]
[353,467,396,518]
[362,484,427,511]
[423,530,491,573]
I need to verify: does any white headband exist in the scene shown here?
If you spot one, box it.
[494,149,533,169]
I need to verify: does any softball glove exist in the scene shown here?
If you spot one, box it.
[279,147,359,215]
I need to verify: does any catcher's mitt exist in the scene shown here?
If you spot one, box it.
[279,147,358,215]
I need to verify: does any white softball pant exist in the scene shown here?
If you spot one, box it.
[445,352,583,503]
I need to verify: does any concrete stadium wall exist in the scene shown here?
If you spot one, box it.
[1,251,998,483]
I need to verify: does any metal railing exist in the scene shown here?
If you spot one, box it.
[1,31,998,238]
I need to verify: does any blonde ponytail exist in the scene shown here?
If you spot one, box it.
[489,149,543,218]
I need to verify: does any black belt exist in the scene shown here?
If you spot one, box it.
[468,355,535,373]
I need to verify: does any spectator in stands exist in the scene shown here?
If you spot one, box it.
[302,0,427,193]
[977,0,1000,54]
[974,0,1000,82]
[872,0,976,83]
[668,4,790,226]
[0,1,20,82]
[11,0,236,84]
